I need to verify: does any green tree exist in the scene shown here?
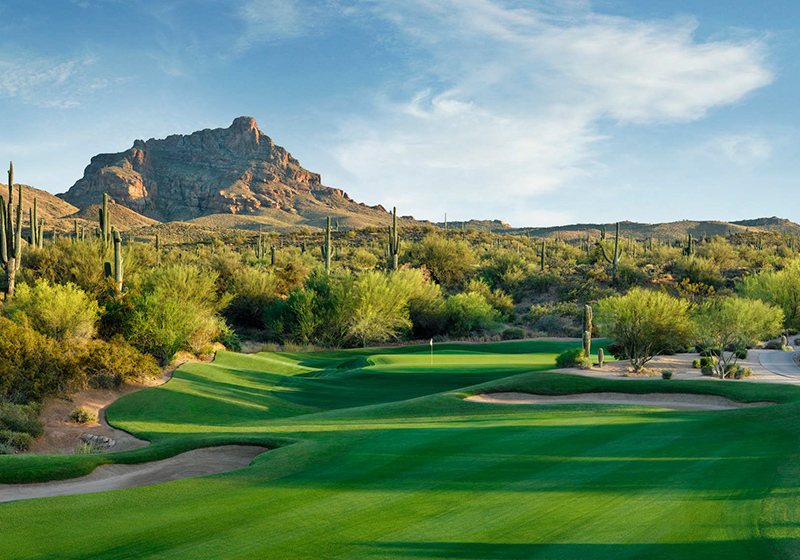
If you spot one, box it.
[595,288,694,372]
[694,296,784,378]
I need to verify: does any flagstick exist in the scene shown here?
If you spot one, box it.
[430,339,433,366]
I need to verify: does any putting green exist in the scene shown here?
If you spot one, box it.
[1,339,800,559]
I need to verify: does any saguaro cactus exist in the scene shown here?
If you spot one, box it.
[257,225,266,259]
[540,240,546,271]
[388,206,400,270]
[582,304,593,357]
[582,330,592,360]
[0,201,6,265]
[270,245,276,266]
[99,193,111,247]
[113,229,123,292]
[598,348,604,368]
[29,199,38,247]
[322,217,332,272]
[4,164,23,297]
[598,222,621,283]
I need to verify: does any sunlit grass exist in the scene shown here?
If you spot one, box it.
[1,339,799,559]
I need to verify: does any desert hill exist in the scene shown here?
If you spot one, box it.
[0,183,78,223]
[492,217,800,240]
[67,202,160,231]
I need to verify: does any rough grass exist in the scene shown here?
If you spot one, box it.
[1,339,800,559]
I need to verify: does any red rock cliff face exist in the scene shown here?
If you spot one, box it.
[60,117,346,221]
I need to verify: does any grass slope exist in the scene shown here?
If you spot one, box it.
[1,340,800,559]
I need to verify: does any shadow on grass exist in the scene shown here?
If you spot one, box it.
[359,539,776,559]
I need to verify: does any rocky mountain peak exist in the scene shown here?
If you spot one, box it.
[59,117,349,222]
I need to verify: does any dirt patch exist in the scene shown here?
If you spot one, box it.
[465,391,776,411]
[28,354,213,455]
[0,445,269,503]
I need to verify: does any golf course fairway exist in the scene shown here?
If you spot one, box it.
[2,339,800,559]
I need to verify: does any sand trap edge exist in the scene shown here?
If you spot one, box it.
[464,392,776,411]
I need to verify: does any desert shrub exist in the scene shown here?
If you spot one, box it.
[533,315,570,336]
[215,325,242,352]
[701,365,715,376]
[555,348,585,368]
[528,301,580,323]
[735,367,753,379]
[501,327,525,340]
[282,341,315,353]
[0,400,43,437]
[523,272,561,294]
[347,271,412,346]
[22,237,154,298]
[738,259,800,329]
[0,429,33,452]
[735,347,748,360]
[444,292,501,337]
[405,235,476,288]
[615,263,647,289]
[0,317,80,401]
[273,253,314,294]
[4,279,99,342]
[68,406,97,425]
[108,265,231,364]
[699,356,717,368]
[764,340,784,350]
[661,370,673,380]
[349,248,379,271]
[224,267,280,328]
[209,252,245,293]
[392,268,446,339]
[466,278,513,314]
[480,250,530,291]
[692,359,701,369]
[282,272,355,346]
[80,337,160,388]
[75,441,104,455]
[671,257,724,288]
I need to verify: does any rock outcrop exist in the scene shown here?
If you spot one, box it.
[60,117,374,223]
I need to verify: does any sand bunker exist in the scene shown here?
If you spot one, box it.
[465,392,775,411]
[0,445,268,504]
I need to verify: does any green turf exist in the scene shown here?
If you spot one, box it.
[2,339,800,559]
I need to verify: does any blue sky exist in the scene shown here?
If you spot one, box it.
[0,0,796,226]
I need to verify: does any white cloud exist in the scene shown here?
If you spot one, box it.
[0,53,106,108]
[236,0,321,50]
[323,1,773,225]
[699,133,773,166]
